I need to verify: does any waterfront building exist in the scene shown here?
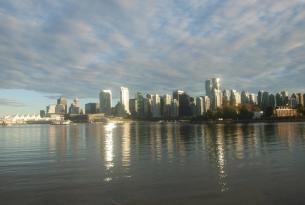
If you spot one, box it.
[151,94,161,118]
[57,96,68,113]
[178,92,192,116]
[206,77,222,111]
[276,92,283,106]
[196,97,204,116]
[222,89,230,106]
[290,93,298,108]
[99,90,112,115]
[144,95,152,118]
[46,104,56,115]
[136,92,145,118]
[173,90,185,102]
[55,104,66,114]
[261,91,270,110]
[257,90,264,108]
[249,93,257,104]
[269,94,276,108]
[281,91,290,105]
[129,99,137,117]
[230,90,241,107]
[212,78,220,90]
[85,103,99,114]
[241,91,250,104]
[69,98,81,114]
[203,96,211,112]
[40,110,46,118]
[120,87,130,114]
[274,106,297,117]
[296,93,304,106]
[170,99,179,118]
[162,94,172,118]
[190,97,196,116]
[205,80,212,97]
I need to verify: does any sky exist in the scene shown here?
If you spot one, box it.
[1,0,305,114]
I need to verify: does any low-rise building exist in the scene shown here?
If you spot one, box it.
[274,106,297,118]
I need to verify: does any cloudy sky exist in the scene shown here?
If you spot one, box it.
[1,0,305,114]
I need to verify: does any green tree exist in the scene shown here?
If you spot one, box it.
[239,105,254,119]
[222,105,237,119]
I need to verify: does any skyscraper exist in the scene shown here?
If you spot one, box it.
[162,94,172,118]
[230,90,241,106]
[258,90,264,108]
[205,80,212,97]
[206,77,222,110]
[136,92,145,118]
[296,93,304,106]
[196,97,204,116]
[57,96,68,113]
[120,87,130,114]
[99,90,112,115]
[151,94,161,118]
[212,78,220,90]
[203,96,211,112]
[69,98,81,114]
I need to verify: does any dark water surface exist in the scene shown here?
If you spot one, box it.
[1,122,305,205]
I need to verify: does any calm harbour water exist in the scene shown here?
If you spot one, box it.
[0,122,305,205]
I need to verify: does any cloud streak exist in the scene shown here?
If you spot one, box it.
[0,0,305,99]
[0,98,26,107]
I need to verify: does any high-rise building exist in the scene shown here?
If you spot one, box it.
[85,103,99,114]
[212,78,220,90]
[178,92,192,116]
[222,89,231,106]
[258,90,264,108]
[205,80,212,97]
[69,98,81,114]
[46,105,56,115]
[249,93,257,104]
[196,97,204,116]
[173,90,185,101]
[281,91,289,105]
[269,94,276,108]
[162,94,172,118]
[296,93,304,106]
[212,89,222,110]
[99,90,112,115]
[151,94,161,118]
[230,90,241,106]
[55,104,66,114]
[57,96,68,113]
[136,92,145,118]
[129,99,137,117]
[261,91,270,110]
[170,99,179,118]
[206,77,222,110]
[144,94,152,118]
[290,93,298,108]
[276,92,283,106]
[203,96,211,112]
[120,87,130,114]
[241,91,250,104]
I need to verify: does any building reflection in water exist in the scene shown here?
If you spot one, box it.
[104,123,116,170]
[122,123,131,168]
[215,125,228,192]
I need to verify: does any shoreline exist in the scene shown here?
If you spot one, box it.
[2,117,305,126]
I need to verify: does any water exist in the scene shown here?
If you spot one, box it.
[0,122,305,205]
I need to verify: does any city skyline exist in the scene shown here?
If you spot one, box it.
[1,77,304,116]
[1,0,305,114]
